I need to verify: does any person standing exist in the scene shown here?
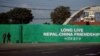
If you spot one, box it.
[7,33,11,43]
[2,33,6,43]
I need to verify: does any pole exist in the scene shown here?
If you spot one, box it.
[20,25,23,43]
[20,18,23,43]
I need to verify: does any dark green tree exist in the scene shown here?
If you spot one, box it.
[7,8,33,24]
[51,6,71,24]
[0,13,9,24]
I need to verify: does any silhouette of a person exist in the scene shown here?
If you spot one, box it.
[2,33,6,43]
[7,33,11,43]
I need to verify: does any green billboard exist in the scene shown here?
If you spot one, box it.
[0,24,100,43]
[0,24,21,43]
[23,24,100,43]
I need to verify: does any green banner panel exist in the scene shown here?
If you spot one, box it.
[0,24,100,43]
[0,25,21,43]
[23,24,100,43]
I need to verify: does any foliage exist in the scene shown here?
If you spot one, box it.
[0,13,9,24]
[51,6,71,24]
[0,8,33,24]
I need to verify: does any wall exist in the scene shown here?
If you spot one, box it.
[0,24,100,43]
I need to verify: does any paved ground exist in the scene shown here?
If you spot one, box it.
[0,43,100,56]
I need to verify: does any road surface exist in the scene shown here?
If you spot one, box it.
[0,43,100,56]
